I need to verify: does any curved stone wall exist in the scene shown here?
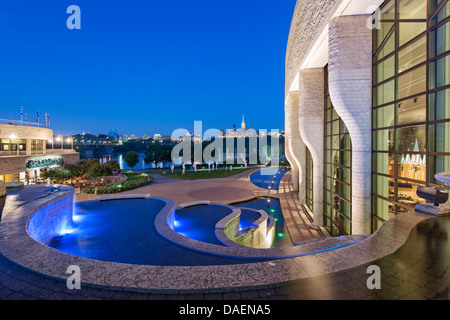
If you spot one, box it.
[27,192,74,245]
[217,207,275,249]
[285,0,342,96]
[328,14,373,234]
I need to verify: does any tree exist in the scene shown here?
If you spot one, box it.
[65,164,84,178]
[103,160,120,171]
[88,164,113,178]
[79,159,101,175]
[125,151,139,170]
[144,144,172,168]
[42,168,72,184]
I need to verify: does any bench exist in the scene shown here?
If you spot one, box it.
[416,186,448,206]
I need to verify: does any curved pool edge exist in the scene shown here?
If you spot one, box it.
[0,184,437,294]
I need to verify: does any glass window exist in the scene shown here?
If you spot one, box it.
[430,1,450,26]
[341,134,351,150]
[373,196,395,221]
[429,20,450,57]
[372,0,450,233]
[397,64,427,99]
[381,0,396,19]
[325,122,331,136]
[338,150,350,167]
[332,135,340,150]
[429,54,450,89]
[398,155,427,181]
[375,22,395,51]
[332,108,339,121]
[340,167,351,183]
[376,32,396,62]
[398,36,426,73]
[374,129,394,151]
[375,55,395,84]
[396,124,426,153]
[374,174,393,198]
[374,152,394,175]
[399,22,426,47]
[429,88,450,121]
[429,155,450,185]
[374,104,395,128]
[332,120,339,135]
[324,64,351,236]
[397,95,427,125]
[398,0,427,19]
[31,140,43,151]
[374,79,395,106]
[429,122,450,153]
[397,179,426,206]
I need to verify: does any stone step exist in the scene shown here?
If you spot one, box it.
[293,234,370,253]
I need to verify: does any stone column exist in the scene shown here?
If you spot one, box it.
[26,139,32,156]
[284,135,299,191]
[285,90,306,202]
[328,15,373,235]
[298,68,325,228]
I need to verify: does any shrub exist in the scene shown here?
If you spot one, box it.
[83,175,152,194]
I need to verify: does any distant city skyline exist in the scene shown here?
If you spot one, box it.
[0,1,296,137]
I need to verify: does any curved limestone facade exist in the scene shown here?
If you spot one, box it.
[285,0,386,235]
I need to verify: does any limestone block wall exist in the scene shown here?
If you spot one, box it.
[298,68,325,227]
[285,113,299,191]
[286,91,307,201]
[328,14,373,235]
[286,0,342,96]
[0,124,52,141]
[0,152,80,175]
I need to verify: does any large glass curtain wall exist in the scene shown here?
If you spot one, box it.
[372,0,450,232]
[324,65,352,236]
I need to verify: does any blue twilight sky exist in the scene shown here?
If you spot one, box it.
[0,0,296,138]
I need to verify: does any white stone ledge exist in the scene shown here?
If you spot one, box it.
[178,201,210,209]
[98,194,151,201]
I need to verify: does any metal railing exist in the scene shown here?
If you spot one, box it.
[0,119,48,128]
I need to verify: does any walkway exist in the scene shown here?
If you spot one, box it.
[276,170,326,243]
[75,169,263,206]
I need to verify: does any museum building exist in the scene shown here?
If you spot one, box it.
[0,120,79,184]
[285,0,449,235]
